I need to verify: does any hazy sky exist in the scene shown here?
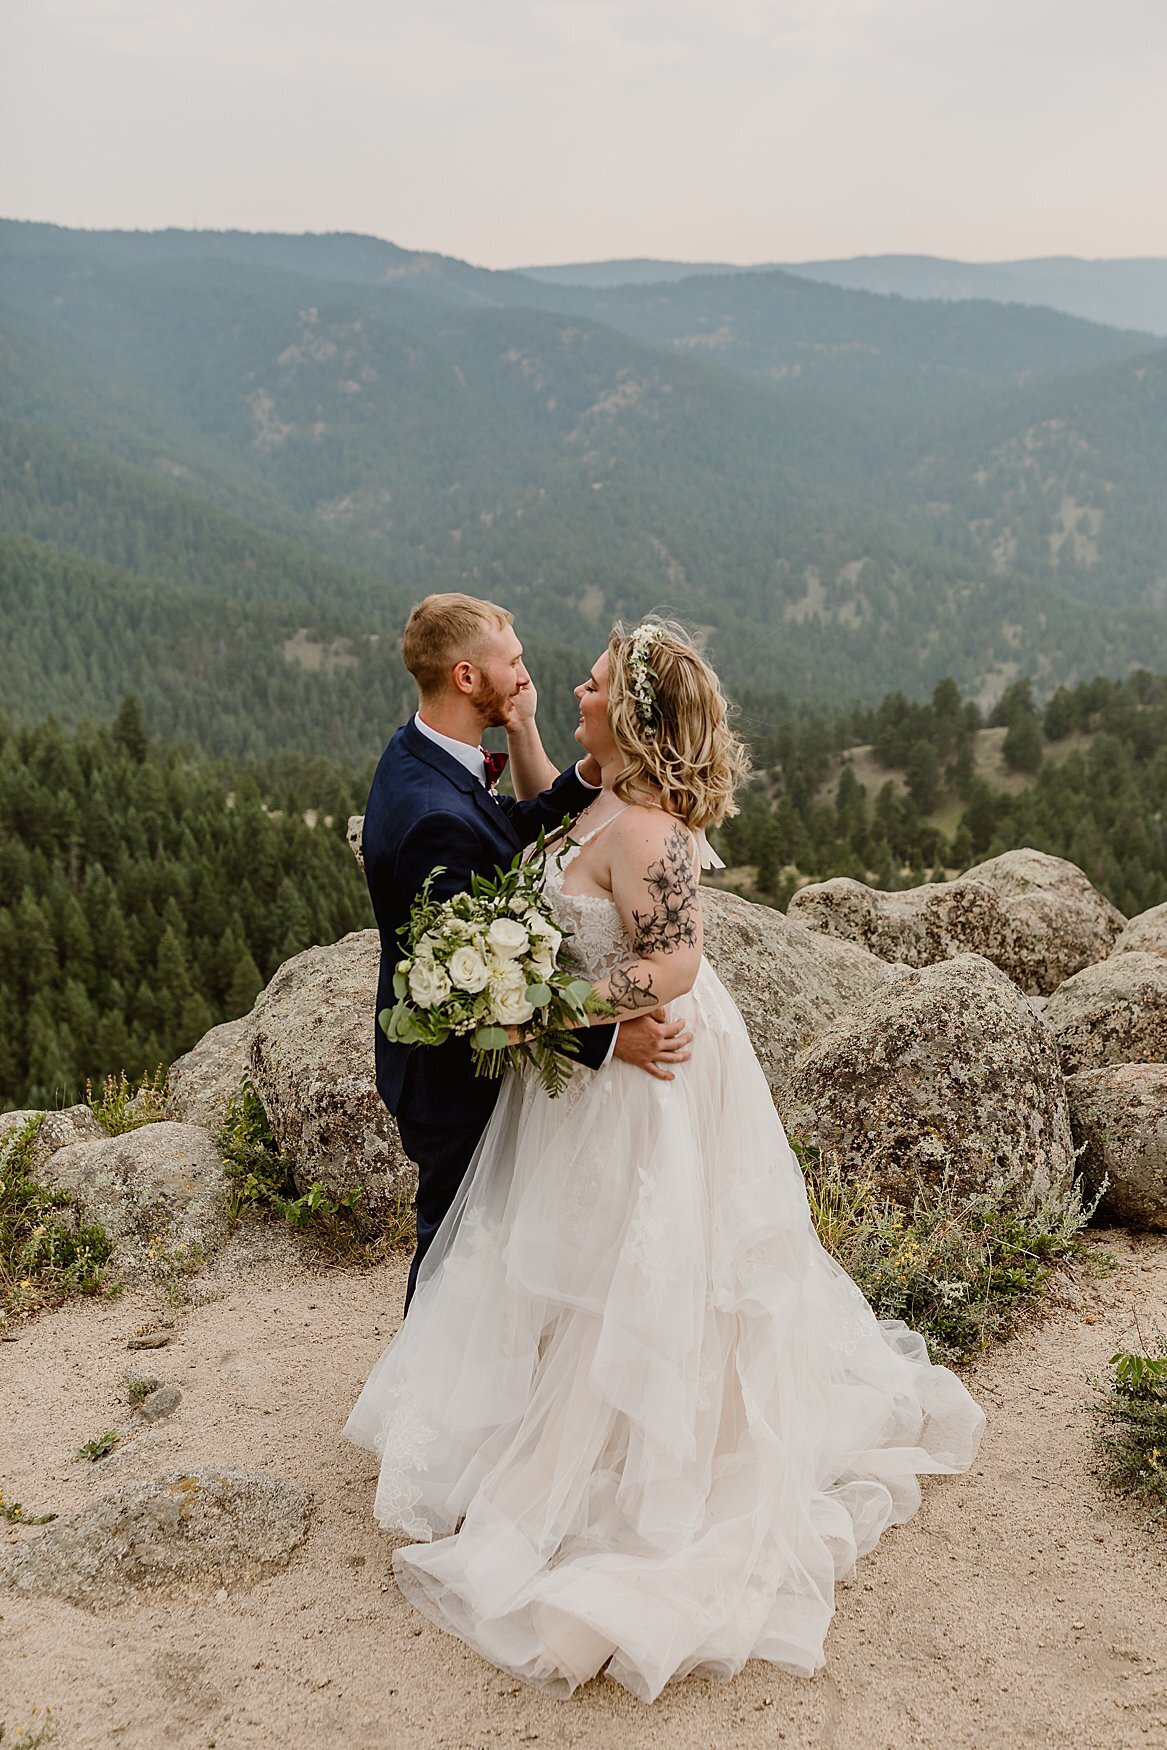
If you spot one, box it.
[2,0,1165,268]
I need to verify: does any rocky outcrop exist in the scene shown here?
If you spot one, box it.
[1043,952,1167,1073]
[41,1123,229,1264]
[166,1017,253,1131]
[699,887,896,1101]
[1111,901,1167,961]
[1066,1063,1167,1231]
[780,953,1074,1207]
[787,848,1124,995]
[0,1470,310,1607]
[248,930,415,1222]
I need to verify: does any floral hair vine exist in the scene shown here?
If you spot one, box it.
[627,622,664,739]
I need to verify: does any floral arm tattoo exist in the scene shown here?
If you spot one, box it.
[602,827,699,1015]
[630,826,700,956]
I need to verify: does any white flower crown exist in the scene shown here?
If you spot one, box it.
[627,622,664,739]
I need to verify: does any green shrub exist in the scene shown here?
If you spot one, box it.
[85,1067,170,1135]
[217,1074,367,1246]
[1096,1329,1167,1523]
[797,1140,1097,1364]
[0,1115,113,1319]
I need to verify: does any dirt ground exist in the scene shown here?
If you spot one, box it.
[3,1230,1166,1750]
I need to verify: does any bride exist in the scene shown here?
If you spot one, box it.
[345,618,985,1702]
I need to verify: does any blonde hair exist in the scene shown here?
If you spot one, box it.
[606,617,751,829]
[401,593,513,695]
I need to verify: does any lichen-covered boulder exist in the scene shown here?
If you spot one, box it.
[42,1123,229,1264]
[786,874,1008,971]
[787,849,1124,996]
[1066,1063,1167,1231]
[780,953,1074,1207]
[247,930,415,1223]
[1111,901,1167,961]
[166,1016,254,1131]
[1043,951,1167,1073]
[0,1104,104,1174]
[700,887,896,1102]
[0,1470,310,1607]
[958,848,1125,991]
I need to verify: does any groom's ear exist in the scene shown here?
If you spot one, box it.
[451,659,477,695]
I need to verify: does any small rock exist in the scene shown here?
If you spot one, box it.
[137,1384,183,1423]
[0,1469,311,1607]
[128,1332,172,1351]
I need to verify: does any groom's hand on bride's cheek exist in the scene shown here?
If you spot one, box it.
[504,674,538,732]
[613,1010,694,1081]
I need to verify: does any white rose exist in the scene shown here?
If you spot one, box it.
[527,948,555,983]
[448,946,490,993]
[415,932,439,963]
[525,912,562,956]
[489,970,536,1027]
[486,917,530,960]
[408,959,451,1009]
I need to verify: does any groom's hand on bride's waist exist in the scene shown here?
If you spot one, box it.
[613,1009,693,1082]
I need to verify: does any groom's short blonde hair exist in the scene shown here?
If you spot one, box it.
[402,593,513,696]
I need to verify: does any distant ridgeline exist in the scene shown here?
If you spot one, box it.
[2,220,1167,764]
[3,674,1165,1112]
[0,700,372,1111]
[716,668,1167,918]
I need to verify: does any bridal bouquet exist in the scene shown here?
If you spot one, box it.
[379,829,609,1097]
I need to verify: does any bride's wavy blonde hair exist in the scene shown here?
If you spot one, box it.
[605,617,751,829]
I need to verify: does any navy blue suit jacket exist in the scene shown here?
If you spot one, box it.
[364,718,617,1133]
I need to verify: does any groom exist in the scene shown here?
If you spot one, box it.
[365,592,693,1308]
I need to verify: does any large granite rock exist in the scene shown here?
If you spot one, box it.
[1112,901,1167,961]
[787,848,1124,996]
[248,930,415,1222]
[699,887,895,1101]
[166,1017,253,1131]
[1043,951,1167,1073]
[42,1123,229,1264]
[0,1469,310,1607]
[781,953,1074,1207]
[1066,1063,1167,1231]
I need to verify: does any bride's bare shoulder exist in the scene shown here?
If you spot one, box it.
[609,804,696,867]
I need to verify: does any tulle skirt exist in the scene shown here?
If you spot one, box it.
[345,961,985,1701]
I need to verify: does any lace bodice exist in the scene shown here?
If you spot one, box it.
[543,841,631,980]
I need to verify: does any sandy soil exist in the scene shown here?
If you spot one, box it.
[3,1231,1166,1750]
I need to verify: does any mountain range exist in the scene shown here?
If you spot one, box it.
[2,219,1165,766]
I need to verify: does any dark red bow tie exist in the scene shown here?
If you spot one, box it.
[482,749,509,789]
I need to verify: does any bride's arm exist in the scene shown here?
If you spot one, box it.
[585,811,703,1019]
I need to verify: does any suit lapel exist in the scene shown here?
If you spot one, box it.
[401,719,521,854]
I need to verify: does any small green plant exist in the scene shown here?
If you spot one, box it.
[125,1374,158,1407]
[1095,1324,1167,1524]
[217,1074,370,1252]
[85,1066,170,1135]
[0,1487,56,1525]
[1,1115,113,1316]
[76,1429,120,1462]
[796,1140,1097,1364]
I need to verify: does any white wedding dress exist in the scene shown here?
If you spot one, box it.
[345,821,985,1702]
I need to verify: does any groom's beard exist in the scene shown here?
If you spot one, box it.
[470,675,516,730]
